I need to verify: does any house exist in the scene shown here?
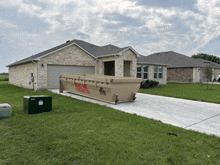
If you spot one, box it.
[140,51,220,83]
[6,39,168,90]
[137,56,168,85]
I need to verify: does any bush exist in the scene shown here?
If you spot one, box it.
[140,80,159,89]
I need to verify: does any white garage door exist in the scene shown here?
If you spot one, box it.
[47,65,95,89]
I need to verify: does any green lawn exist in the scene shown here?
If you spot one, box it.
[1,81,220,164]
[0,75,8,81]
[139,82,220,104]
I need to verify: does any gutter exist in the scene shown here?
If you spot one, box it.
[137,62,169,66]
[96,53,119,58]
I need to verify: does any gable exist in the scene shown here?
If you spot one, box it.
[41,44,96,66]
[117,47,140,57]
[121,49,137,60]
[35,42,95,61]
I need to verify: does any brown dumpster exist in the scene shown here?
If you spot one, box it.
[59,74,143,104]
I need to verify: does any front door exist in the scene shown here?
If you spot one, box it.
[104,61,115,76]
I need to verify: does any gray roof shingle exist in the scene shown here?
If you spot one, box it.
[6,39,130,67]
[137,51,220,68]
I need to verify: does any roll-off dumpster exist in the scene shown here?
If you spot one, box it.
[59,74,143,104]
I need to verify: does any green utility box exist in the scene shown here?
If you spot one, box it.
[23,95,52,114]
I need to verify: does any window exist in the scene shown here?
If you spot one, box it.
[154,66,157,78]
[143,66,148,79]
[159,67,163,78]
[137,66,142,78]
[154,66,163,78]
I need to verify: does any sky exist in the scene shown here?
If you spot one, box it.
[1,0,220,73]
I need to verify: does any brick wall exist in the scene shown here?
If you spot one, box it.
[137,65,167,85]
[167,67,193,83]
[8,62,37,89]
[39,45,96,89]
[150,65,167,85]
[97,49,137,77]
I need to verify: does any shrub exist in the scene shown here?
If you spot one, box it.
[140,80,159,89]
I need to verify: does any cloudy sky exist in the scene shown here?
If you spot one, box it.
[1,0,220,73]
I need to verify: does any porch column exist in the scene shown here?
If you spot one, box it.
[114,55,118,76]
[95,58,98,75]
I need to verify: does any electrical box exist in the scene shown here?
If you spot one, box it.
[23,95,52,114]
[0,103,11,118]
[30,73,34,82]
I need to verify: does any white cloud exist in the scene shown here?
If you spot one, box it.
[188,0,220,53]
[2,0,220,57]
[0,0,23,7]
[18,2,42,15]
[0,19,18,29]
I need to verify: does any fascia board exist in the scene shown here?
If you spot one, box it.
[34,42,95,61]
[137,62,169,66]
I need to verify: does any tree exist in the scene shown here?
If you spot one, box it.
[192,53,220,65]
[0,72,8,75]
[201,65,213,90]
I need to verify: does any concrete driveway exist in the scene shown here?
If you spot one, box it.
[49,89,220,137]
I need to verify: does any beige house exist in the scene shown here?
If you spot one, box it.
[141,51,220,83]
[6,39,168,90]
[137,55,168,85]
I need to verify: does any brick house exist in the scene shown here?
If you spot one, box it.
[140,51,220,83]
[6,39,168,90]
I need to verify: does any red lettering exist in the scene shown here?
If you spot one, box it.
[82,84,90,94]
[74,83,90,94]
[74,83,83,92]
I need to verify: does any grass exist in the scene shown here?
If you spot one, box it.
[139,82,220,104]
[1,81,220,164]
[0,75,9,81]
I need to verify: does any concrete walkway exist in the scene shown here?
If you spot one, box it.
[49,89,220,137]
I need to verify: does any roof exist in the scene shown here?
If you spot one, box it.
[137,53,169,66]
[137,51,220,69]
[6,39,136,67]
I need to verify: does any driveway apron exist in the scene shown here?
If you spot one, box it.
[49,89,220,137]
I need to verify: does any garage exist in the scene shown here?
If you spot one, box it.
[47,65,95,89]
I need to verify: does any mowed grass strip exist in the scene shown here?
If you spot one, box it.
[0,81,220,164]
[0,75,9,81]
[139,82,220,104]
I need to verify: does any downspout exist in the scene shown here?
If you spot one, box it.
[32,60,38,91]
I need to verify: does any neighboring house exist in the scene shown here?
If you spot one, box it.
[137,57,168,85]
[6,39,168,90]
[140,51,220,83]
